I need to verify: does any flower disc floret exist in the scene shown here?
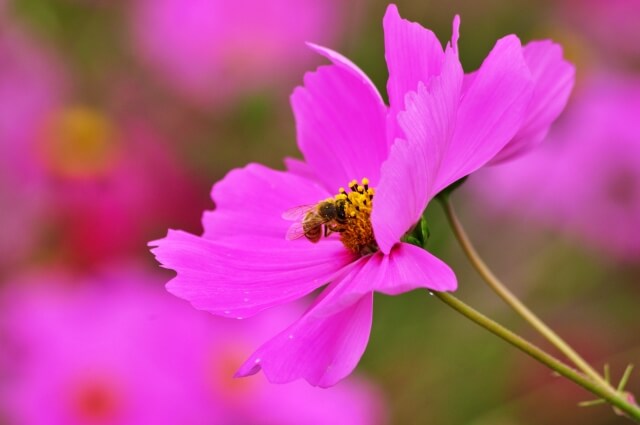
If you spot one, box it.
[332,178,377,255]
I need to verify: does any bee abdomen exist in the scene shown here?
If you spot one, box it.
[303,223,322,243]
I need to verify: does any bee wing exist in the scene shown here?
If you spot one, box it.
[285,221,308,241]
[282,204,315,221]
[285,214,328,241]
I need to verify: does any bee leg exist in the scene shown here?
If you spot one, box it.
[325,225,342,237]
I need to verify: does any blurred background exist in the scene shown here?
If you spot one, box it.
[0,0,639,424]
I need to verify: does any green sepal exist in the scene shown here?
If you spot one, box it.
[401,215,431,248]
[420,216,430,247]
[401,235,422,247]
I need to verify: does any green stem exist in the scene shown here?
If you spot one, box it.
[434,292,640,421]
[439,197,610,386]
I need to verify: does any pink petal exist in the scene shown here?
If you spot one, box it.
[202,163,330,240]
[491,40,576,163]
[235,240,456,387]
[306,43,384,106]
[236,287,373,388]
[316,244,456,315]
[438,35,534,189]
[378,243,458,295]
[292,59,388,192]
[383,5,454,139]
[451,15,460,55]
[371,135,431,254]
[283,157,317,180]
[149,230,354,318]
[375,243,457,294]
[374,48,463,252]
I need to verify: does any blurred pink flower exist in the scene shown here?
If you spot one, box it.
[150,5,572,386]
[0,267,386,425]
[557,0,640,60]
[469,74,640,261]
[0,66,202,266]
[0,23,64,272]
[130,0,348,104]
[0,22,199,268]
[33,110,203,265]
[0,24,64,180]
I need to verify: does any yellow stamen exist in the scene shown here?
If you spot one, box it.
[335,177,377,255]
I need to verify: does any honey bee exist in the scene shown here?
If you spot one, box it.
[283,199,348,243]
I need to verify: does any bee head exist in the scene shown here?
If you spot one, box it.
[335,200,347,221]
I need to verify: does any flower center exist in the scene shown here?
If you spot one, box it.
[36,106,119,179]
[208,345,259,402]
[333,178,378,255]
[70,376,121,422]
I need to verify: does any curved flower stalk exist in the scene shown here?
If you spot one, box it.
[443,73,640,416]
[151,4,572,387]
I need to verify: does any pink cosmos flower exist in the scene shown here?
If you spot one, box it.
[34,110,203,265]
[130,0,348,105]
[0,267,386,425]
[1,23,202,268]
[151,4,573,386]
[469,73,640,262]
